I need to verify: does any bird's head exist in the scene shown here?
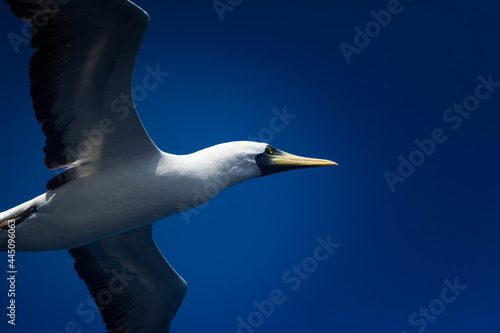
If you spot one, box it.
[254,143,338,177]
[196,141,337,188]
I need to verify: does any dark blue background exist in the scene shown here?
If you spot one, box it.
[1,1,499,332]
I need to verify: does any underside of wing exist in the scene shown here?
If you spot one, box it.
[68,225,187,333]
[5,0,159,170]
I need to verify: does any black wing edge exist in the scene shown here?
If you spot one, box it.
[4,0,151,170]
[68,225,187,333]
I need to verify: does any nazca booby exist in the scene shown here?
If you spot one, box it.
[0,0,337,331]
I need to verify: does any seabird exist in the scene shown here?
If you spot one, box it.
[0,0,337,332]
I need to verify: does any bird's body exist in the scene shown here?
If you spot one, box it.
[0,141,265,251]
[0,0,336,331]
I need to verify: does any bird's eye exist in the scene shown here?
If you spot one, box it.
[267,146,274,155]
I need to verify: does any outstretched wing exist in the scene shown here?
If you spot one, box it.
[68,225,187,333]
[5,0,159,170]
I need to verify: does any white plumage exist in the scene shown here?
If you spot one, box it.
[1,141,267,251]
[0,1,336,332]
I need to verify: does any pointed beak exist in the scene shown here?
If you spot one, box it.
[256,148,337,177]
[269,151,338,167]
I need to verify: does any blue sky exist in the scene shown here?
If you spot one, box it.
[1,1,500,332]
